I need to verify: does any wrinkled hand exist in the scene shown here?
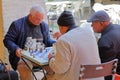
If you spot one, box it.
[48,53,55,60]
[16,48,22,58]
[5,64,10,71]
[53,31,61,40]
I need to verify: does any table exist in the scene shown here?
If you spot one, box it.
[21,47,54,80]
[21,47,53,66]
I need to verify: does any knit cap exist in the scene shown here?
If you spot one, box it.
[57,11,75,26]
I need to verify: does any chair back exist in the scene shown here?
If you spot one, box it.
[79,59,118,79]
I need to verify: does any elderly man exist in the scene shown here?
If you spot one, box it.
[3,5,55,80]
[88,10,120,80]
[48,11,103,80]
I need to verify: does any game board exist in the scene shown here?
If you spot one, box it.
[21,47,53,66]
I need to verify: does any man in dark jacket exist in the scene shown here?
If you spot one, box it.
[3,5,55,80]
[88,10,120,80]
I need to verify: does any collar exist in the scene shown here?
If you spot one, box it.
[101,23,113,35]
[67,25,77,32]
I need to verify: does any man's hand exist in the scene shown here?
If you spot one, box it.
[48,53,55,60]
[53,31,61,40]
[5,64,10,72]
[16,48,22,58]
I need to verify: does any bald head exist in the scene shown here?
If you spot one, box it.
[28,5,44,25]
[30,5,44,16]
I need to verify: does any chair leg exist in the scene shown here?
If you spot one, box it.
[80,7,84,17]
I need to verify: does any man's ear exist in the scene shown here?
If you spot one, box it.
[100,21,104,26]
[63,26,69,31]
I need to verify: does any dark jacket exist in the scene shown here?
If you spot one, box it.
[98,23,120,74]
[3,16,55,70]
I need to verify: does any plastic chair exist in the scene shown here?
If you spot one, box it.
[79,59,118,80]
[80,0,91,17]
[73,0,91,18]
[114,74,120,80]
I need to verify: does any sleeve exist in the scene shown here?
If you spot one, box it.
[3,22,20,55]
[43,22,56,47]
[98,36,116,62]
[49,39,71,74]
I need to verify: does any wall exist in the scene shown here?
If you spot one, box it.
[103,0,120,4]
[0,0,5,60]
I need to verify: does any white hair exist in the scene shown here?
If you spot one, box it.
[30,5,44,16]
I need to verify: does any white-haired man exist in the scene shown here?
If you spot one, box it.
[3,6,55,80]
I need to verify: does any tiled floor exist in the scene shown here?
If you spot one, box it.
[34,69,55,80]
[34,71,44,80]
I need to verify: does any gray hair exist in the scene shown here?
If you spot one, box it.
[30,5,44,16]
